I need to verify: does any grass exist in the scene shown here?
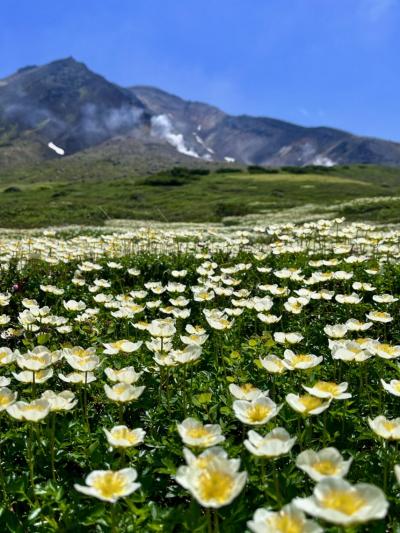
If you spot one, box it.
[0,163,400,227]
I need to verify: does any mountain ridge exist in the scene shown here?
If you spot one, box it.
[1,57,400,168]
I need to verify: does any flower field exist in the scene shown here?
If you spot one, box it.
[1,218,400,532]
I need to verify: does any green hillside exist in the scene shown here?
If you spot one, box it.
[1,164,400,228]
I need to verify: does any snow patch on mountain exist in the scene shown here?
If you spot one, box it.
[193,132,214,154]
[224,157,235,162]
[48,142,65,155]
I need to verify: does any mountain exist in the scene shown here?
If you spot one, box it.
[0,58,151,165]
[1,57,400,169]
[130,86,400,167]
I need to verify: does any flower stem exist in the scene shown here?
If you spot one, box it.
[110,502,118,533]
[27,423,36,497]
[50,413,56,482]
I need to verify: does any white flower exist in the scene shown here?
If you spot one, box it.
[330,340,372,362]
[104,383,145,403]
[233,396,282,425]
[0,387,17,411]
[345,319,372,331]
[335,293,362,304]
[368,415,400,440]
[205,315,234,330]
[13,368,53,383]
[171,345,202,364]
[286,394,331,416]
[244,428,296,457]
[274,332,303,345]
[381,379,400,397]
[104,426,146,448]
[74,468,140,503]
[324,324,347,338]
[248,502,322,533]
[302,381,351,400]
[40,390,77,411]
[16,347,52,371]
[296,448,352,481]
[294,478,388,526]
[373,294,398,304]
[177,418,225,448]
[0,347,16,366]
[228,383,266,401]
[175,446,246,508]
[104,366,143,384]
[63,300,86,312]
[148,318,176,337]
[366,311,392,323]
[283,350,322,371]
[7,399,50,422]
[59,371,97,384]
[395,465,400,484]
[103,340,143,354]
[180,333,208,346]
[66,354,100,372]
[257,313,281,324]
[259,355,286,374]
[370,341,400,359]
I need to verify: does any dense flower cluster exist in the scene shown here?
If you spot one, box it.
[0,218,399,531]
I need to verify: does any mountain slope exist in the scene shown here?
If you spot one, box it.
[130,86,400,167]
[1,57,400,168]
[0,58,150,163]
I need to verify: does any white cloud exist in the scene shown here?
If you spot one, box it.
[364,0,397,21]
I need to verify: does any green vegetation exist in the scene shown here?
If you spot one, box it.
[0,163,400,227]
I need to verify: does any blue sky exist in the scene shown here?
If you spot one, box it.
[1,0,399,140]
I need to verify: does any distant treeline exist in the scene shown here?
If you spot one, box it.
[143,164,359,186]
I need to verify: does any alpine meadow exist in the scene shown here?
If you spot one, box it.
[2,1,400,531]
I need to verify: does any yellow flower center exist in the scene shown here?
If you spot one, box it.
[292,354,312,365]
[315,382,340,395]
[349,346,362,354]
[379,344,396,355]
[112,428,138,444]
[114,384,128,395]
[35,370,49,379]
[321,490,366,515]
[113,341,126,350]
[198,292,210,300]
[270,515,303,533]
[356,336,370,344]
[241,383,256,393]
[22,404,46,412]
[383,421,397,432]
[73,348,87,358]
[186,427,211,439]
[92,472,127,498]
[0,393,12,406]
[247,404,271,422]
[312,460,338,475]
[299,395,323,411]
[198,470,234,504]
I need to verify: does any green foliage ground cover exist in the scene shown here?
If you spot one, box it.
[0,221,400,531]
[0,164,400,227]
